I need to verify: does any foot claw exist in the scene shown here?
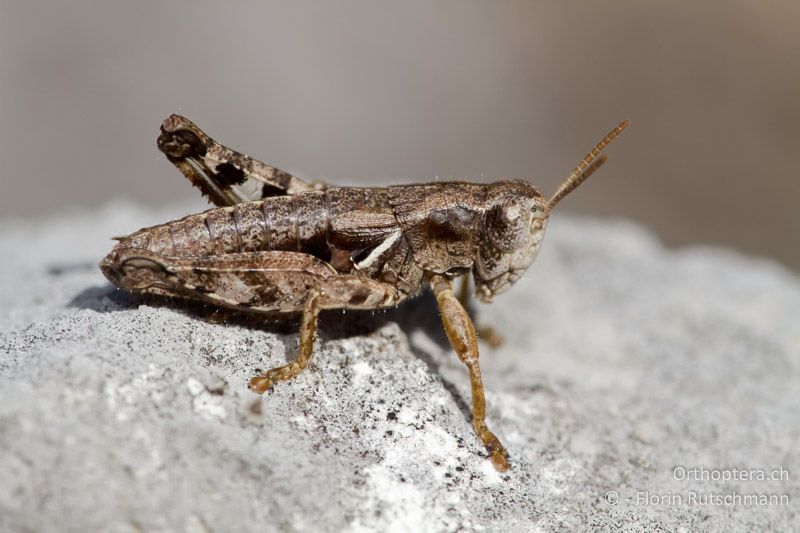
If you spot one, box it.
[490,450,510,472]
[478,426,510,472]
[248,363,301,395]
[248,375,272,394]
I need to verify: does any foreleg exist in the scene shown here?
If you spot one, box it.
[432,274,510,472]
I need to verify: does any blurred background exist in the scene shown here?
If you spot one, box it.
[2,1,798,270]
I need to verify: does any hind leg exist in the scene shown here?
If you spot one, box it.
[103,246,399,394]
[157,114,319,206]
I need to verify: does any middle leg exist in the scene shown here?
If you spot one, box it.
[458,275,504,348]
[247,272,400,393]
[249,290,322,393]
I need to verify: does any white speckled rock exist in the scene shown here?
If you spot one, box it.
[1,201,798,532]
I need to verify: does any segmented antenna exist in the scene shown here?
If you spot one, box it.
[547,119,630,211]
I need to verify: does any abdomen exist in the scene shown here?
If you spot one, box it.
[116,188,393,261]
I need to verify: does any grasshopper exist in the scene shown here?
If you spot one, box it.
[100,115,629,471]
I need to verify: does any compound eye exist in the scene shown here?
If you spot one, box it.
[500,203,521,223]
[486,202,526,252]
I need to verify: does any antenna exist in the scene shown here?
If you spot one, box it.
[547,119,630,211]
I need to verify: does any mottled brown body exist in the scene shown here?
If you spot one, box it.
[101,115,629,472]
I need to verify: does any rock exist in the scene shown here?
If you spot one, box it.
[1,201,798,532]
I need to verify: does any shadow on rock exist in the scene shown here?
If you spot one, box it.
[69,282,474,423]
[47,260,97,277]
[69,284,140,312]
[72,282,451,348]
[338,293,474,422]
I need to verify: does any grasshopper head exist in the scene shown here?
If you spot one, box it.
[473,119,630,303]
[473,181,549,302]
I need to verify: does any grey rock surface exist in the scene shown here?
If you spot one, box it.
[1,201,798,532]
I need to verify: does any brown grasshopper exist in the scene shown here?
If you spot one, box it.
[100,115,629,471]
